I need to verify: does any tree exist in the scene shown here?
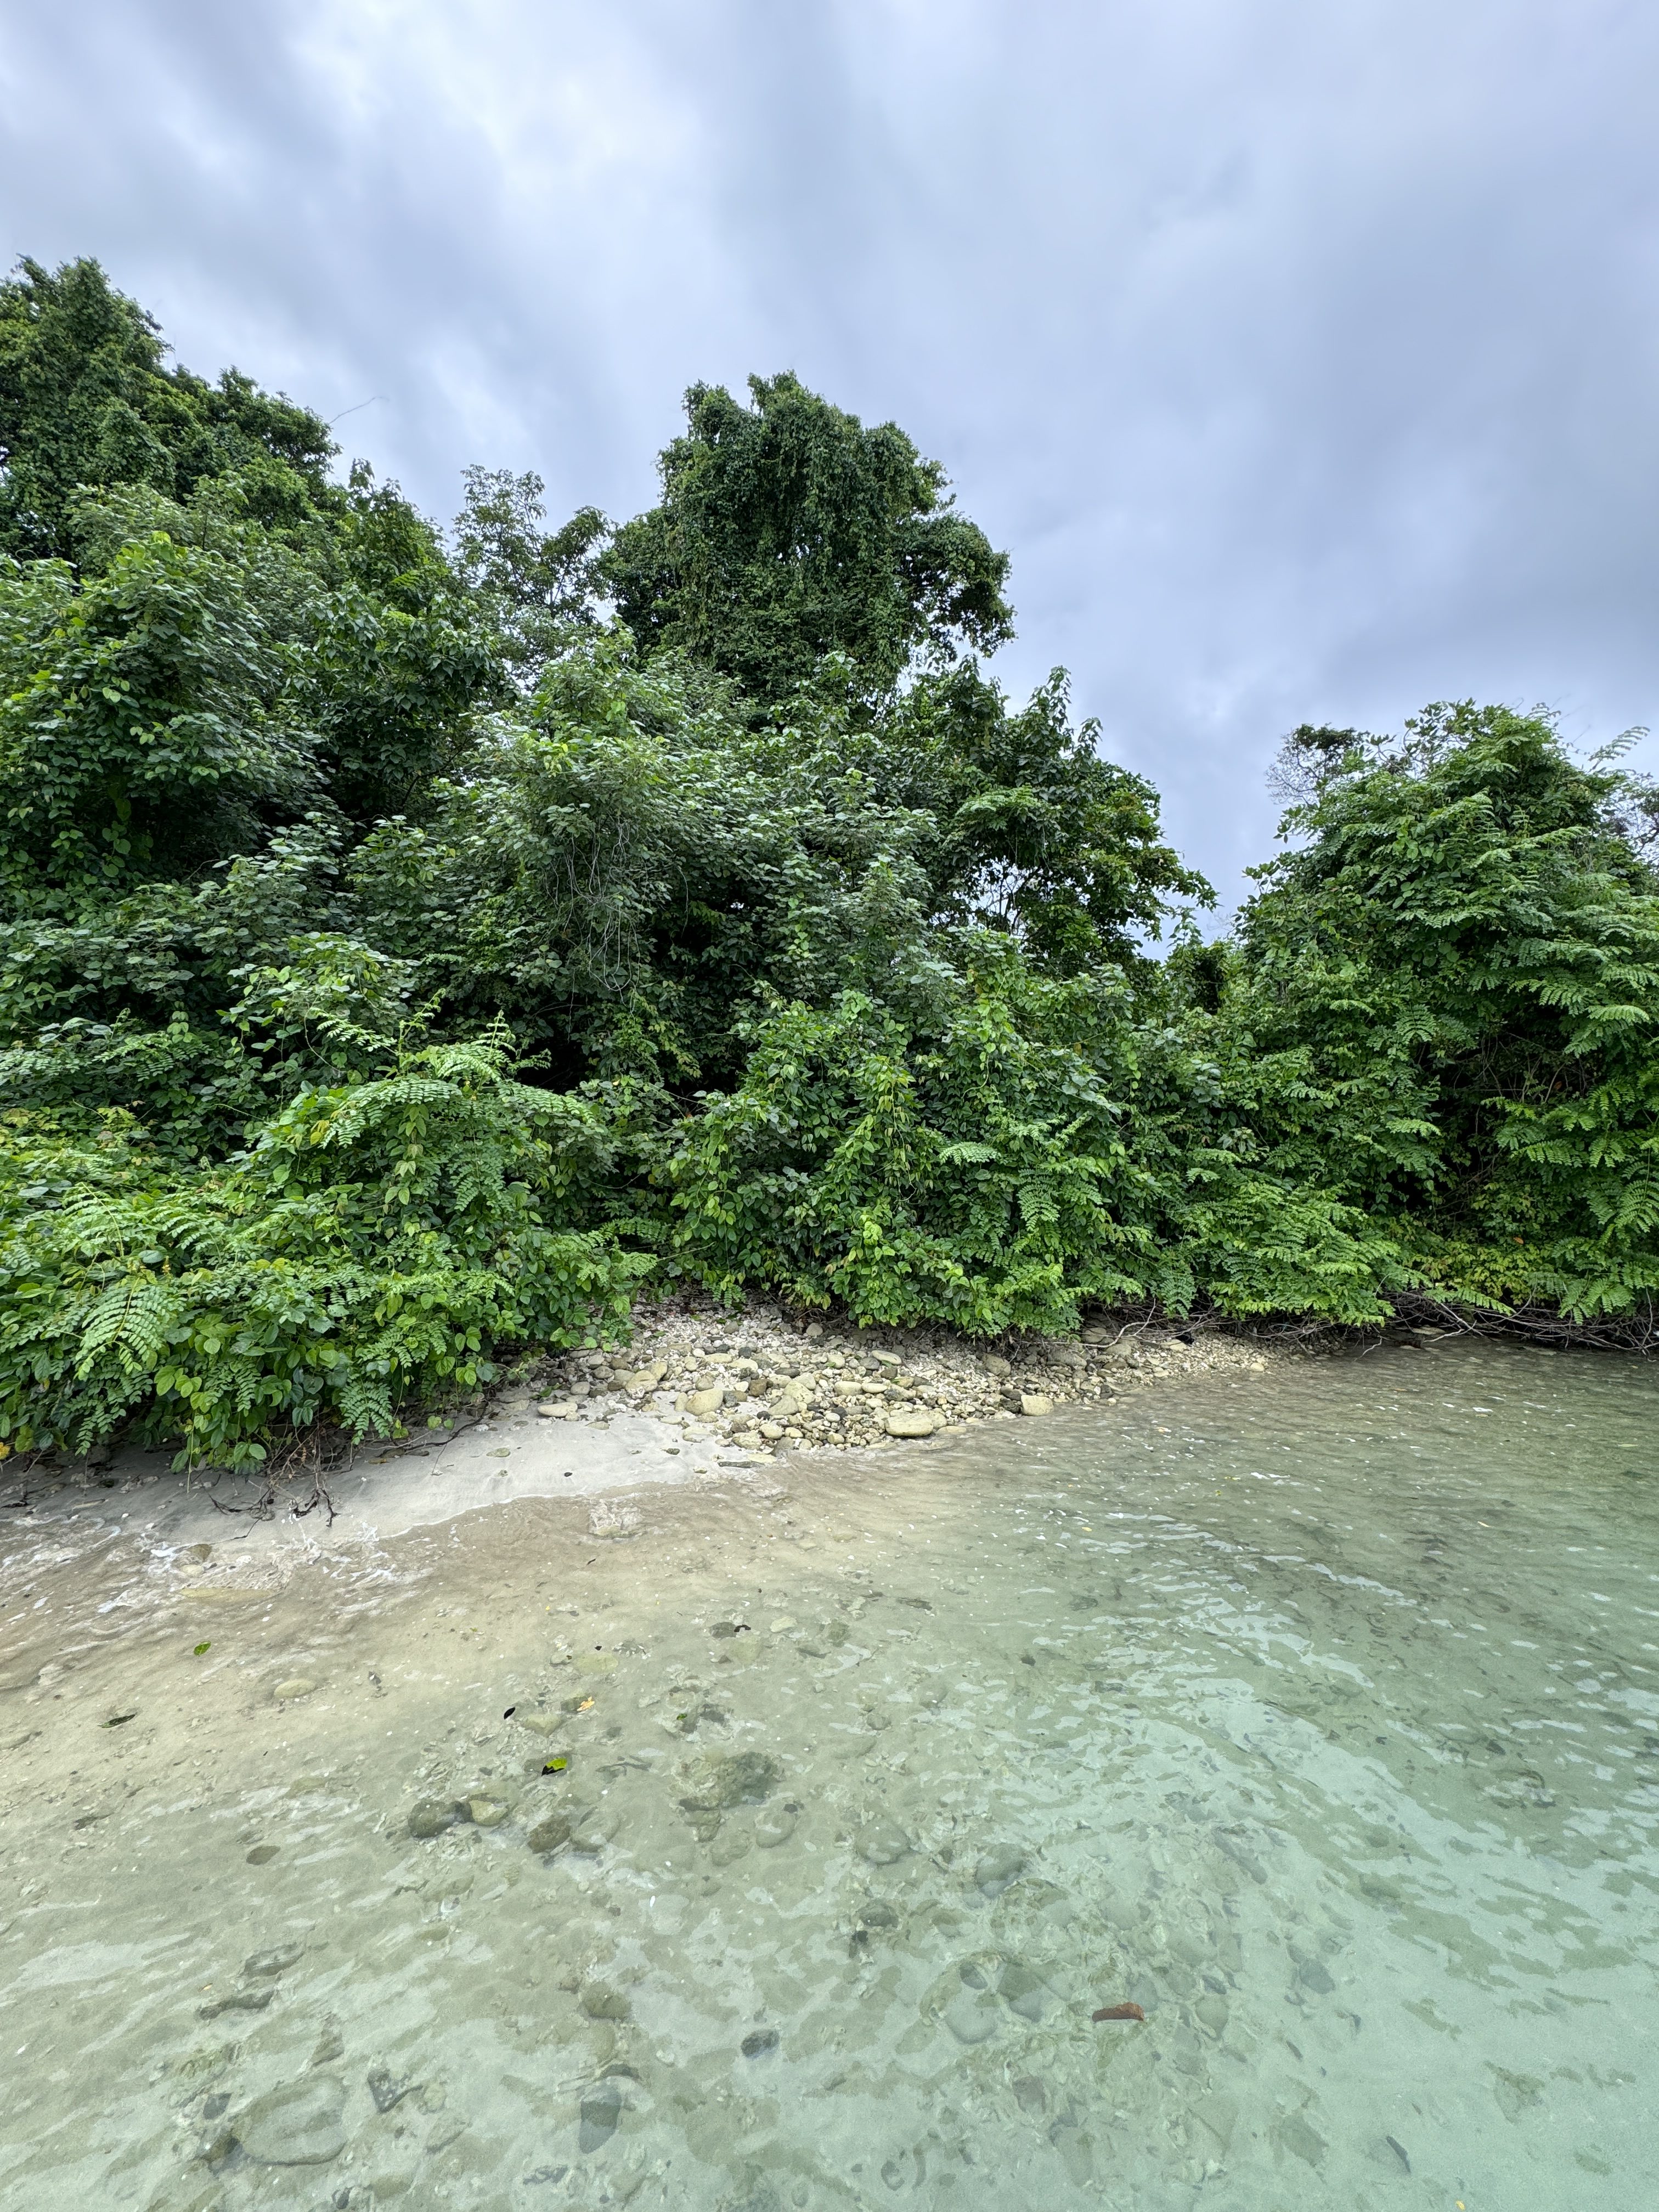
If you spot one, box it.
[452,466,608,681]
[0,258,335,559]
[1224,702,1659,1317]
[601,373,1012,708]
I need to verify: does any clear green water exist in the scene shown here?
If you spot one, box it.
[2,1340,1656,2211]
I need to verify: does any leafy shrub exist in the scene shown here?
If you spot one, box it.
[0,1037,646,1469]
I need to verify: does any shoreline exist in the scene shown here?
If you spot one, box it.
[0,1301,1299,1578]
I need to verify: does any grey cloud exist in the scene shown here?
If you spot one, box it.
[4,0,1656,903]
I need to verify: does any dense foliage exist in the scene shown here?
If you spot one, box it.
[3,259,1654,1467]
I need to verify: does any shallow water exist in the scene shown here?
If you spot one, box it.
[3,1340,1657,2211]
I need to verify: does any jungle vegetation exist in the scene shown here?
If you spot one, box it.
[3,257,1655,1469]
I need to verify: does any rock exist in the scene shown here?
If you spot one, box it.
[568,1809,619,1854]
[754,1802,798,1848]
[407,1797,460,1840]
[515,1709,563,1737]
[740,2027,780,2058]
[939,1989,1001,2044]
[1018,1393,1053,1418]
[584,1982,637,2017]
[467,1797,509,1828]
[537,1400,577,1419]
[856,1817,912,1866]
[974,1844,1026,1897]
[685,1387,725,1417]
[311,2023,345,2064]
[242,1943,302,1978]
[366,2063,415,2114]
[198,1985,274,2019]
[677,1751,781,1811]
[1279,2114,1327,2168]
[884,1410,936,1438]
[623,1361,669,1392]
[578,2079,623,2153]
[245,1844,279,1865]
[273,1677,317,1701]
[982,1354,1012,1378]
[525,1811,572,1855]
[234,2074,347,2166]
[759,1422,786,1442]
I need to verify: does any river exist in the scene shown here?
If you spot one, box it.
[2,1336,1655,2209]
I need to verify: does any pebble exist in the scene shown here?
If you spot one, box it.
[407,1797,459,1840]
[568,1809,619,1854]
[1018,1394,1053,1418]
[273,1677,318,1702]
[579,1977,631,2021]
[245,1844,279,1865]
[467,1797,509,1828]
[940,1989,1001,2044]
[525,1810,572,1854]
[754,1803,798,1848]
[856,1818,913,1865]
[233,2074,347,2165]
[366,2063,415,2114]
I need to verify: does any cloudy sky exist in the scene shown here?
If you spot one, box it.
[4,0,1655,904]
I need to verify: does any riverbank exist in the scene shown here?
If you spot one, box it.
[517,1298,1291,1458]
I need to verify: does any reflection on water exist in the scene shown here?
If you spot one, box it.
[2,1340,1657,2210]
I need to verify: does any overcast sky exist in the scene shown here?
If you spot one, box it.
[4,0,1656,905]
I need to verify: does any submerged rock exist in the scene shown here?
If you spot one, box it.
[526,1810,573,1855]
[578,2078,624,2152]
[242,1943,302,1978]
[856,1817,912,1866]
[676,1751,781,1812]
[407,1797,460,1840]
[753,1802,798,1848]
[234,2074,347,2165]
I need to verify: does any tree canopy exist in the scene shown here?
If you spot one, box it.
[601,372,1013,708]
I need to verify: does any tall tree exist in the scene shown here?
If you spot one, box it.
[601,373,1013,708]
[0,258,334,559]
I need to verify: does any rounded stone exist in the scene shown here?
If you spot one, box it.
[1018,1393,1053,1418]
[885,1410,937,1438]
[568,1808,620,1853]
[467,1797,509,1828]
[272,1677,318,1701]
[939,1990,1001,2045]
[234,2074,347,2165]
[525,1810,572,1855]
[406,1797,459,1841]
[578,1977,631,2021]
[856,1818,913,1866]
[754,1803,798,1848]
